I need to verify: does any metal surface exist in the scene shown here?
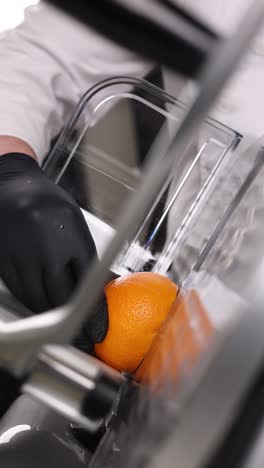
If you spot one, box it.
[0,301,121,430]
[145,294,264,468]
[242,417,264,468]
[24,346,124,432]
[0,311,123,432]
[0,395,90,467]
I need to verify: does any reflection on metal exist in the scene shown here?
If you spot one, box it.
[23,347,124,432]
[0,425,30,444]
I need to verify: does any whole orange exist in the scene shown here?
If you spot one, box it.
[94,272,178,373]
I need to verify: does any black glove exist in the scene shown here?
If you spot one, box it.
[0,153,98,314]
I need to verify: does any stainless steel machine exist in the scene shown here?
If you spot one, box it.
[1,1,264,467]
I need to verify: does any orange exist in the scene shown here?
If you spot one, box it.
[94,272,178,373]
[135,289,214,391]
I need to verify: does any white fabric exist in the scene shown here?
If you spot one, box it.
[0,1,264,163]
[0,3,151,161]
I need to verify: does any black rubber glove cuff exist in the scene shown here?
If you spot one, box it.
[0,152,108,349]
[0,152,39,175]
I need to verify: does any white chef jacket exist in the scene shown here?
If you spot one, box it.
[0,0,264,163]
[0,3,151,162]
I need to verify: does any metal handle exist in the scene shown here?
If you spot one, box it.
[24,346,124,432]
[0,307,123,431]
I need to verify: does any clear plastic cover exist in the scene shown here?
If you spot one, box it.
[44,77,240,270]
[188,143,264,303]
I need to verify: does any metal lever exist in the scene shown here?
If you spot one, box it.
[23,346,124,432]
[0,309,123,431]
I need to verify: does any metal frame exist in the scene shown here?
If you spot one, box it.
[0,0,264,440]
[147,294,264,468]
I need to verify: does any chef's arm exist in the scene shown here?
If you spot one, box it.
[0,136,36,158]
[0,3,151,314]
[0,2,151,163]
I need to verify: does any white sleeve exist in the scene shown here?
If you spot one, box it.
[0,3,151,163]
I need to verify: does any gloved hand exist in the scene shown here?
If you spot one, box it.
[0,153,99,315]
